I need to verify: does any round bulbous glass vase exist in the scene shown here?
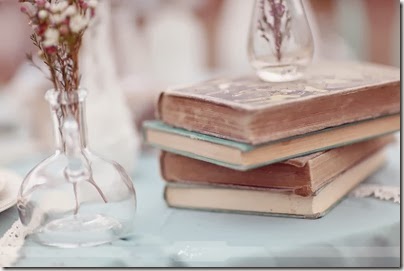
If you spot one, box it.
[17,89,137,248]
[248,0,314,82]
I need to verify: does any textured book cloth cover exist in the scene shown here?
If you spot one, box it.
[158,61,400,144]
[163,150,387,219]
[160,61,399,110]
[143,116,398,170]
[159,135,394,196]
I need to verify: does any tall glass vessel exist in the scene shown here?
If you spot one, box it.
[17,89,136,248]
[248,0,314,82]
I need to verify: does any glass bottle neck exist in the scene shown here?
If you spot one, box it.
[49,98,88,152]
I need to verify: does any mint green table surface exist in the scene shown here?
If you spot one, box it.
[0,142,400,267]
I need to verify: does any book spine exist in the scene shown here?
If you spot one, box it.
[159,151,169,182]
[156,91,165,120]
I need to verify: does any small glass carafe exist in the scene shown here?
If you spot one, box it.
[17,89,137,248]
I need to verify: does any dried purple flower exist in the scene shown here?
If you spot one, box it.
[257,0,291,62]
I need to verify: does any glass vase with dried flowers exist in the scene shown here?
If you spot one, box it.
[248,0,314,82]
[17,0,136,248]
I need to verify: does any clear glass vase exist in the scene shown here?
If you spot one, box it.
[248,0,314,82]
[17,89,137,248]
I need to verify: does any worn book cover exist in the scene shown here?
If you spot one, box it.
[164,150,386,219]
[158,61,399,145]
[160,135,394,196]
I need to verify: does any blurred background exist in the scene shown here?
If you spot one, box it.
[0,0,399,172]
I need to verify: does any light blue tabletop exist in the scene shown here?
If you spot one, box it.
[0,141,400,267]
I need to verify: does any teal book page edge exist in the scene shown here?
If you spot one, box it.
[144,133,395,171]
[143,115,397,151]
[142,116,398,170]
[143,120,253,151]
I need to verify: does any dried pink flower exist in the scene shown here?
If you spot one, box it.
[20,6,29,15]
[35,0,46,8]
[45,46,57,55]
[59,24,69,36]
[19,0,98,92]
[38,9,48,20]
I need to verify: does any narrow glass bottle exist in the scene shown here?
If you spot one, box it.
[17,89,137,247]
[248,0,314,82]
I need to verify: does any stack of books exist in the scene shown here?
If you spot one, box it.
[144,61,400,218]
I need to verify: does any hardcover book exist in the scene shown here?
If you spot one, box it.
[144,114,399,170]
[160,135,394,196]
[164,150,386,219]
[157,61,400,145]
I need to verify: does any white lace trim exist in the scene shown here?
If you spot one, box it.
[0,206,43,267]
[0,219,30,267]
[350,184,400,204]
